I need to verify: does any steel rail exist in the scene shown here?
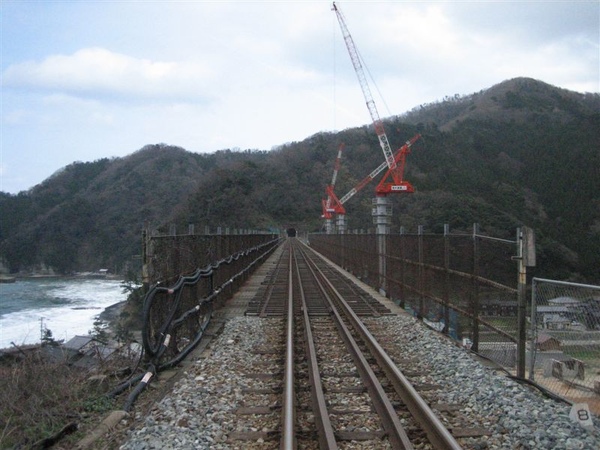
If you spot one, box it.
[317,264,385,316]
[308,248,463,450]
[293,246,338,449]
[281,246,297,450]
[298,244,414,450]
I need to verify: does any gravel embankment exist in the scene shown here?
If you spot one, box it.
[120,313,600,450]
[365,316,600,449]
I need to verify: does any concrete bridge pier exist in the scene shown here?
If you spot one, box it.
[372,196,391,296]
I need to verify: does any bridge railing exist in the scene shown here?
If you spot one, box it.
[140,236,281,365]
[142,226,279,284]
[309,224,520,370]
[110,231,282,410]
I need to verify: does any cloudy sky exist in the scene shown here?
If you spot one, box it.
[1,0,598,194]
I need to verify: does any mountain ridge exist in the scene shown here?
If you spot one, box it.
[1,77,598,282]
[401,77,600,130]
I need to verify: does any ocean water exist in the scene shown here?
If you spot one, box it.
[0,278,129,349]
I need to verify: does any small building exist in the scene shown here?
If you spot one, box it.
[63,335,103,363]
[536,333,561,351]
[536,305,570,329]
[64,335,118,368]
[480,299,518,317]
[548,296,580,307]
[64,335,97,353]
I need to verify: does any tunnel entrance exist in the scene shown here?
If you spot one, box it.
[286,228,297,237]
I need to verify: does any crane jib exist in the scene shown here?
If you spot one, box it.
[334,2,397,171]
[377,134,397,170]
[328,1,420,213]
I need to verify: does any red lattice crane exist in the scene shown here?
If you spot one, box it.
[321,143,346,219]
[322,134,420,224]
[332,2,416,197]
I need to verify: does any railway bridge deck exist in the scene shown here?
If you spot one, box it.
[90,238,600,449]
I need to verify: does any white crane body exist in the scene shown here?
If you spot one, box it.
[332,2,397,171]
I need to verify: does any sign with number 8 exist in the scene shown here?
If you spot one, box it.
[569,403,594,430]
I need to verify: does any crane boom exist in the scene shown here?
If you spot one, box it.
[332,2,396,171]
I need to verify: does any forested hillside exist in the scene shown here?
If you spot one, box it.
[0,145,209,274]
[1,78,598,281]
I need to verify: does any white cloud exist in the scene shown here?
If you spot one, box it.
[3,109,31,126]
[360,1,598,106]
[0,0,597,193]
[381,5,457,55]
[2,48,215,101]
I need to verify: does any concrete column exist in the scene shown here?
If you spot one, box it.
[372,196,391,295]
[336,214,347,234]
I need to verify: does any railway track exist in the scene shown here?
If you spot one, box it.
[236,238,463,449]
[118,238,599,450]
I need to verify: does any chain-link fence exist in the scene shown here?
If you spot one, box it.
[385,228,519,367]
[529,278,600,409]
[309,225,522,370]
[143,226,279,284]
[137,227,282,371]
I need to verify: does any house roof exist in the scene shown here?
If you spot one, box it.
[64,335,95,350]
[549,296,579,305]
[537,333,561,344]
[537,306,569,313]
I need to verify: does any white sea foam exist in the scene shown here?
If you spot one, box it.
[0,278,128,349]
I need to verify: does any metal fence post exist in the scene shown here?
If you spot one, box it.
[340,232,346,271]
[472,223,480,352]
[516,226,535,379]
[378,231,387,296]
[516,227,527,378]
[529,277,539,381]
[418,225,424,320]
[142,226,150,286]
[443,224,450,335]
[399,227,406,309]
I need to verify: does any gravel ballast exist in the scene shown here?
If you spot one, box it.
[119,310,599,450]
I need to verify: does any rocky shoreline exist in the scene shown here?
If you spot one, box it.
[99,300,128,324]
